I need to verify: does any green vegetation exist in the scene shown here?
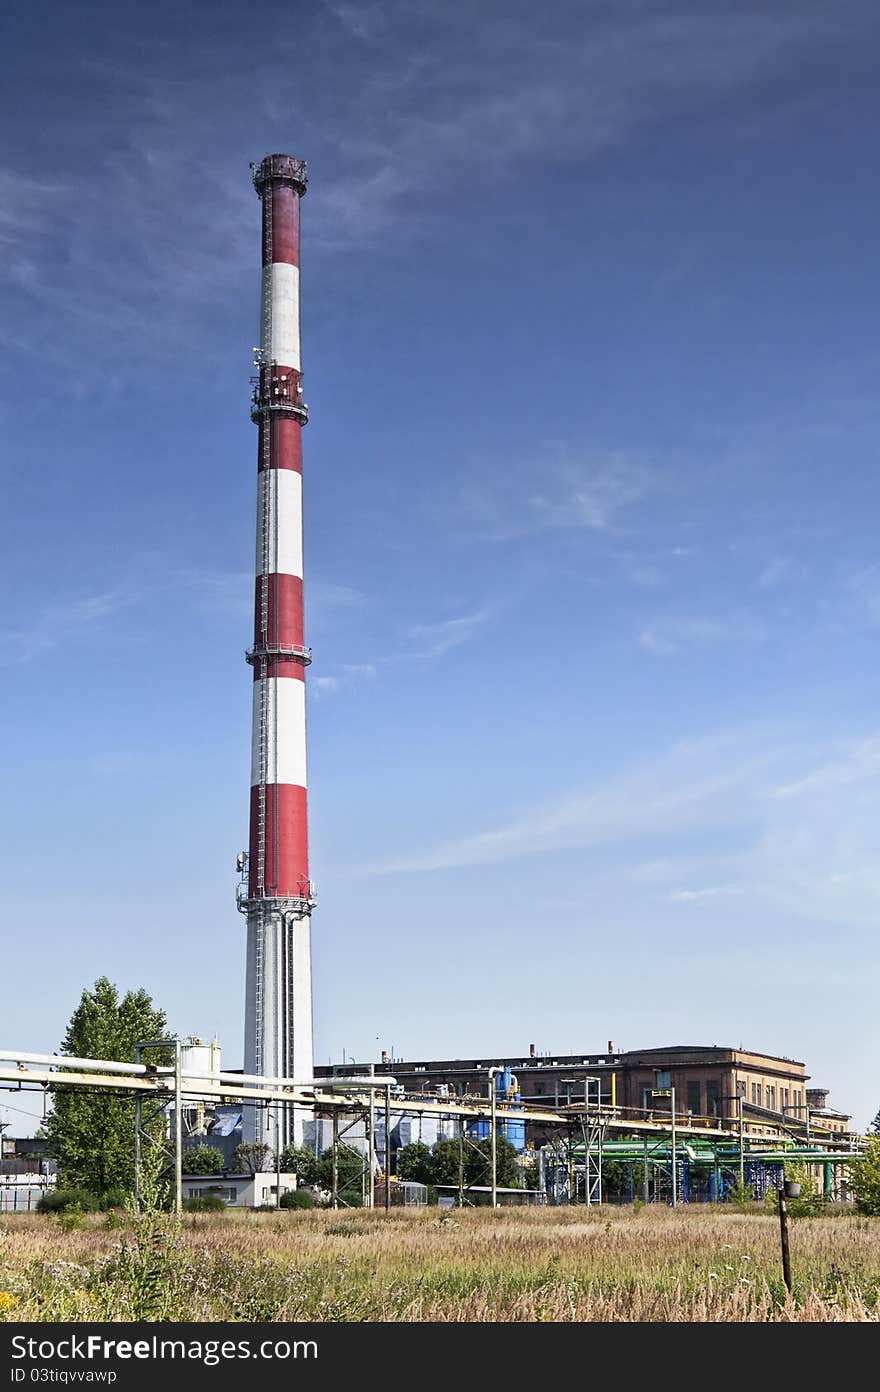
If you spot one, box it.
[36,1189,102,1215]
[182,1143,225,1175]
[231,1141,274,1174]
[280,1189,314,1209]
[43,977,172,1202]
[396,1135,520,1188]
[2,1207,879,1322]
[182,1195,226,1213]
[849,1136,880,1216]
[278,1144,319,1186]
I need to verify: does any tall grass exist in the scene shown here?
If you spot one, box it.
[1,1206,877,1321]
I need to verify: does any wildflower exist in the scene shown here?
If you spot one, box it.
[739,1278,751,1286]
[708,1272,718,1280]
[0,1292,17,1313]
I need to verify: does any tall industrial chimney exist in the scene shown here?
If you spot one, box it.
[239,153,314,1148]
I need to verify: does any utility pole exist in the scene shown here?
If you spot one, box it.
[738,1093,745,1188]
[458,1120,465,1209]
[384,1084,391,1214]
[777,1182,796,1294]
[173,1041,182,1217]
[275,1104,281,1209]
[670,1086,677,1208]
[331,1110,339,1209]
[367,1082,376,1210]
[490,1081,498,1208]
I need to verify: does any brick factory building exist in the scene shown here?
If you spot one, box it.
[316,1043,851,1140]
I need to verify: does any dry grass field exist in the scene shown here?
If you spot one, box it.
[1,1205,879,1322]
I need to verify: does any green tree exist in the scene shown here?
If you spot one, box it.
[848,1136,880,1216]
[396,1141,432,1184]
[316,1143,363,1204]
[44,977,172,1199]
[427,1136,519,1189]
[232,1141,274,1174]
[182,1143,224,1175]
[278,1144,319,1186]
[600,1159,628,1199]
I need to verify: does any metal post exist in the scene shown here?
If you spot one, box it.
[331,1110,339,1210]
[367,1088,376,1210]
[173,1040,182,1217]
[642,1137,649,1204]
[738,1093,745,1187]
[490,1081,498,1208]
[275,1105,282,1210]
[384,1085,391,1214]
[670,1087,677,1208]
[777,1187,792,1293]
[134,1043,142,1212]
[458,1116,465,1208]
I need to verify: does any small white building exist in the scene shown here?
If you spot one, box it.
[183,1171,297,1208]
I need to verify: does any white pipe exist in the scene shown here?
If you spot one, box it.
[0,1050,151,1076]
[177,1069,398,1091]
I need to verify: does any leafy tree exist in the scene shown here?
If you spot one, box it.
[848,1136,880,1216]
[232,1141,274,1174]
[279,1144,319,1186]
[870,1108,880,1136]
[280,1189,314,1209]
[600,1159,628,1199]
[182,1143,224,1175]
[427,1136,519,1189]
[428,1137,465,1187]
[316,1143,363,1204]
[44,977,172,1199]
[396,1142,432,1184]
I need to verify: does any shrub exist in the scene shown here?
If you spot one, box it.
[727,1180,756,1211]
[849,1136,880,1216]
[37,1189,101,1214]
[182,1195,227,1213]
[182,1144,225,1176]
[280,1189,313,1209]
[100,1187,129,1210]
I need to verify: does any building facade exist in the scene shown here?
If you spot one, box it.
[316,1044,851,1140]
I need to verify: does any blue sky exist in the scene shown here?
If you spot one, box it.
[2,0,879,1132]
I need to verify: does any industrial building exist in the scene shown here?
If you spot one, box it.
[317,1043,852,1143]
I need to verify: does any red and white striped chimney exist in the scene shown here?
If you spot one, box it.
[240,153,314,1147]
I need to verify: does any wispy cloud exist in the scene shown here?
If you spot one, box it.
[757,555,795,589]
[0,586,143,667]
[3,2,857,389]
[313,663,377,697]
[669,885,739,903]
[405,608,492,658]
[368,732,770,874]
[638,615,764,657]
[771,736,880,800]
[454,455,653,542]
[364,722,880,927]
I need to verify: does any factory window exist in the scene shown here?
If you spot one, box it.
[654,1070,671,1090]
[706,1080,720,1116]
[751,1083,758,1105]
[687,1081,701,1113]
[535,1084,544,1095]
